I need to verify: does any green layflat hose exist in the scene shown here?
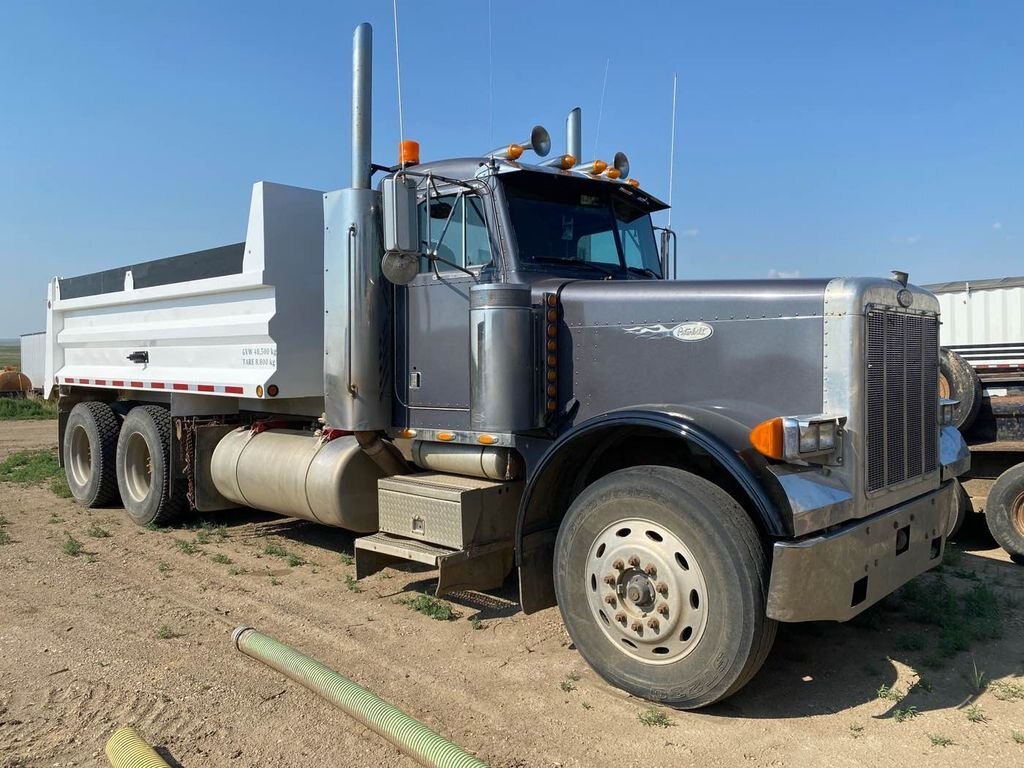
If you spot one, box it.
[104,727,171,768]
[232,626,488,768]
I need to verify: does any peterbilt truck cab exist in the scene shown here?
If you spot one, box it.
[46,22,970,709]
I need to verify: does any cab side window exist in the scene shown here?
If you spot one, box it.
[417,194,491,273]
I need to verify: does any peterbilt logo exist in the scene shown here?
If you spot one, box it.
[623,321,714,342]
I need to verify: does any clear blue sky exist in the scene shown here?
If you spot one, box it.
[1,1,1021,337]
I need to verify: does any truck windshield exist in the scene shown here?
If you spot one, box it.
[501,172,662,277]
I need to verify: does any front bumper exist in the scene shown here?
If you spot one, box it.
[766,481,954,622]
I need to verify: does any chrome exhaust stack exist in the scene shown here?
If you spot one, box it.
[351,22,372,189]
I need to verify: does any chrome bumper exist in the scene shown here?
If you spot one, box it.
[766,481,954,622]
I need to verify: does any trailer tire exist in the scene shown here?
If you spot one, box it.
[553,465,776,709]
[116,406,186,526]
[984,463,1024,561]
[63,401,121,507]
[939,348,981,432]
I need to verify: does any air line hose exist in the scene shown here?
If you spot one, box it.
[232,626,488,768]
[104,727,172,768]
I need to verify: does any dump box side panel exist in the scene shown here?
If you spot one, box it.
[44,182,325,403]
[935,285,1024,370]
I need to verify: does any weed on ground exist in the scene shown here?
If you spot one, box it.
[62,533,83,557]
[400,594,460,621]
[173,538,200,555]
[638,708,674,728]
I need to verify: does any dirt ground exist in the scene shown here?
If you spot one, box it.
[1,419,1023,768]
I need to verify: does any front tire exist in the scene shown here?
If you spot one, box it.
[116,406,186,526]
[63,401,120,507]
[554,465,776,709]
[985,463,1024,561]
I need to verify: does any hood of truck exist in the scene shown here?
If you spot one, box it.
[548,278,832,437]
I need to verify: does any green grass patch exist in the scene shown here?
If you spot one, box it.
[263,541,289,558]
[0,449,62,484]
[891,706,918,723]
[338,553,354,566]
[928,734,953,747]
[1012,730,1024,744]
[49,477,72,498]
[62,533,83,557]
[893,576,1004,660]
[173,538,200,555]
[401,594,460,621]
[0,529,11,545]
[877,684,903,702]
[965,704,987,723]
[894,633,925,652]
[344,574,364,593]
[210,553,232,565]
[157,562,172,573]
[155,624,180,640]
[86,524,110,539]
[0,398,57,421]
[47,514,64,524]
[638,707,674,728]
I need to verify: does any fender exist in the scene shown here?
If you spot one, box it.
[515,407,787,613]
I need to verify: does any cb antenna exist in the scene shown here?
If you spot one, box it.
[593,58,610,156]
[392,0,406,164]
[667,72,678,229]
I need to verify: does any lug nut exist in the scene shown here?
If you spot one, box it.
[615,612,627,625]
[612,559,625,570]
[644,564,657,576]
[604,595,617,606]
[630,621,643,633]
[603,574,617,586]
[647,617,660,631]
[656,604,669,616]
[628,555,641,567]
[655,582,668,596]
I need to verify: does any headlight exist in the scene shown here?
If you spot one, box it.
[750,415,846,463]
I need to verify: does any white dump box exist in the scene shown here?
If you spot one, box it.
[19,332,45,392]
[926,276,1024,373]
[45,182,326,406]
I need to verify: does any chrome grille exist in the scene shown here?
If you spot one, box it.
[865,308,939,492]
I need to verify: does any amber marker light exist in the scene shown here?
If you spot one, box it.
[749,417,785,460]
[478,435,498,445]
[438,431,456,442]
[255,385,264,398]
[506,144,525,161]
[626,178,640,187]
[589,160,608,175]
[397,428,418,439]
[399,139,420,166]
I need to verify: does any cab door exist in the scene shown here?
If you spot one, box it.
[395,193,492,425]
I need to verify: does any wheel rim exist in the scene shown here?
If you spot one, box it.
[938,373,951,399]
[123,431,153,504]
[1012,491,1024,536]
[68,425,92,488]
[585,517,709,665]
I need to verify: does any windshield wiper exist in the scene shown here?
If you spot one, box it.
[529,256,619,279]
[625,265,661,279]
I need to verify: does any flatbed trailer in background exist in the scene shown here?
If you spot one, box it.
[927,277,1024,559]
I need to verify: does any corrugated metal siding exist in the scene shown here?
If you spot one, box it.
[936,286,1024,352]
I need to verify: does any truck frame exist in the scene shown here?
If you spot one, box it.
[44,23,970,709]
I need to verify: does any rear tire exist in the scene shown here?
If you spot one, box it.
[553,465,776,709]
[939,348,981,432]
[116,406,186,526]
[63,401,120,507]
[984,463,1024,561]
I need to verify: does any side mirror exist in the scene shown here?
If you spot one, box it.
[381,173,420,285]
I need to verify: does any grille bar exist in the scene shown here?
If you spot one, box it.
[865,308,939,492]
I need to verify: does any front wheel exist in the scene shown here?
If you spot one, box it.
[554,465,776,709]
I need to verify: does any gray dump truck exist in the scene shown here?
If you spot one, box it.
[44,23,969,709]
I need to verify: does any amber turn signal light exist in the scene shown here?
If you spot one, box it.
[749,417,785,460]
